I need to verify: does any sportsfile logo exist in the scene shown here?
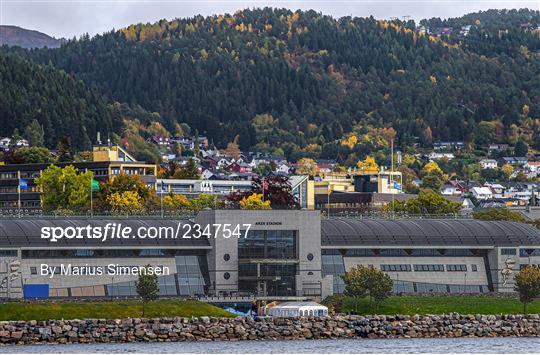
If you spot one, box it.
[40,223,252,242]
[41,223,162,242]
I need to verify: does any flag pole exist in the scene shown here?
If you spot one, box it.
[391,138,395,220]
[18,179,21,219]
[90,177,93,218]
[160,181,164,218]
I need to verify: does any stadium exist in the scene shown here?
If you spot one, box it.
[0,210,539,300]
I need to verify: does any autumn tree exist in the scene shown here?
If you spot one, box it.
[514,265,540,315]
[357,156,379,172]
[106,190,144,214]
[501,164,514,179]
[225,135,241,159]
[163,194,189,210]
[97,174,157,213]
[422,161,444,176]
[296,158,319,176]
[35,165,93,212]
[228,175,298,209]
[239,193,271,210]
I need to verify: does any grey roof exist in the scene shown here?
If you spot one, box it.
[321,219,540,247]
[0,219,209,248]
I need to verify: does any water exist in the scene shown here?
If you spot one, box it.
[1,338,538,354]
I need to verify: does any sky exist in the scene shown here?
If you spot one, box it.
[1,0,539,39]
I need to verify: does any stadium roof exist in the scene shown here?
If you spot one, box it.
[321,219,540,247]
[0,219,209,248]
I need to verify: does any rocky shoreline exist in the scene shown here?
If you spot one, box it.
[1,314,539,345]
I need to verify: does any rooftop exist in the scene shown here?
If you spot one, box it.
[321,219,540,247]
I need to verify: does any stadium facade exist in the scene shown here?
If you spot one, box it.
[0,210,539,299]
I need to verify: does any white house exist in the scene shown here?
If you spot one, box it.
[427,152,455,161]
[440,183,461,196]
[275,162,290,175]
[0,138,11,150]
[525,162,540,176]
[484,183,505,199]
[471,187,493,200]
[479,159,498,170]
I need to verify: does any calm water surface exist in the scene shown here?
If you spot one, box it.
[1,338,539,354]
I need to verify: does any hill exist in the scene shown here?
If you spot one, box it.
[0,25,62,48]
[0,53,121,150]
[4,8,540,162]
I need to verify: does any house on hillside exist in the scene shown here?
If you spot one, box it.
[479,159,498,170]
[440,183,461,196]
[471,187,493,200]
[433,141,464,151]
[488,143,509,153]
[501,157,528,167]
[427,152,455,161]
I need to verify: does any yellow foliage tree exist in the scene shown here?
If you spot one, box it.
[239,193,271,210]
[163,194,189,210]
[341,134,358,149]
[225,135,241,159]
[502,163,514,178]
[357,156,379,172]
[297,158,319,176]
[422,161,443,175]
[106,191,143,214]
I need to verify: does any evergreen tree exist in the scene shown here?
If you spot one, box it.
[136,265,159,317]
[24,119,45,147]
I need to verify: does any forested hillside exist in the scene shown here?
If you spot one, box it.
[0,53,121,150]
[3,8,540,162]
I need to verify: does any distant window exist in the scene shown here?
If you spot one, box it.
[307,253,314,261]
[224,272,230,280]
[223,253,230,261]
[446,264,467,272]
[413,264,444,272]
[471,264,478,272]
[30,267,37,275]
[380,264,411,272]
[501,248,517,256]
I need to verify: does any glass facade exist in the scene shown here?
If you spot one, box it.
[238,230,297,259]
[237,229,298,296]
[321,250,346,294]
[238,263,297,296]
[175,255,208,296]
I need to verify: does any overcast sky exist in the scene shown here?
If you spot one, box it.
[1,0,539,39]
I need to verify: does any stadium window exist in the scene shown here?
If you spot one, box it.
[501,248,517,256]
[446,264,467,272]
[413,264,444,272]
[380,264,411,272]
